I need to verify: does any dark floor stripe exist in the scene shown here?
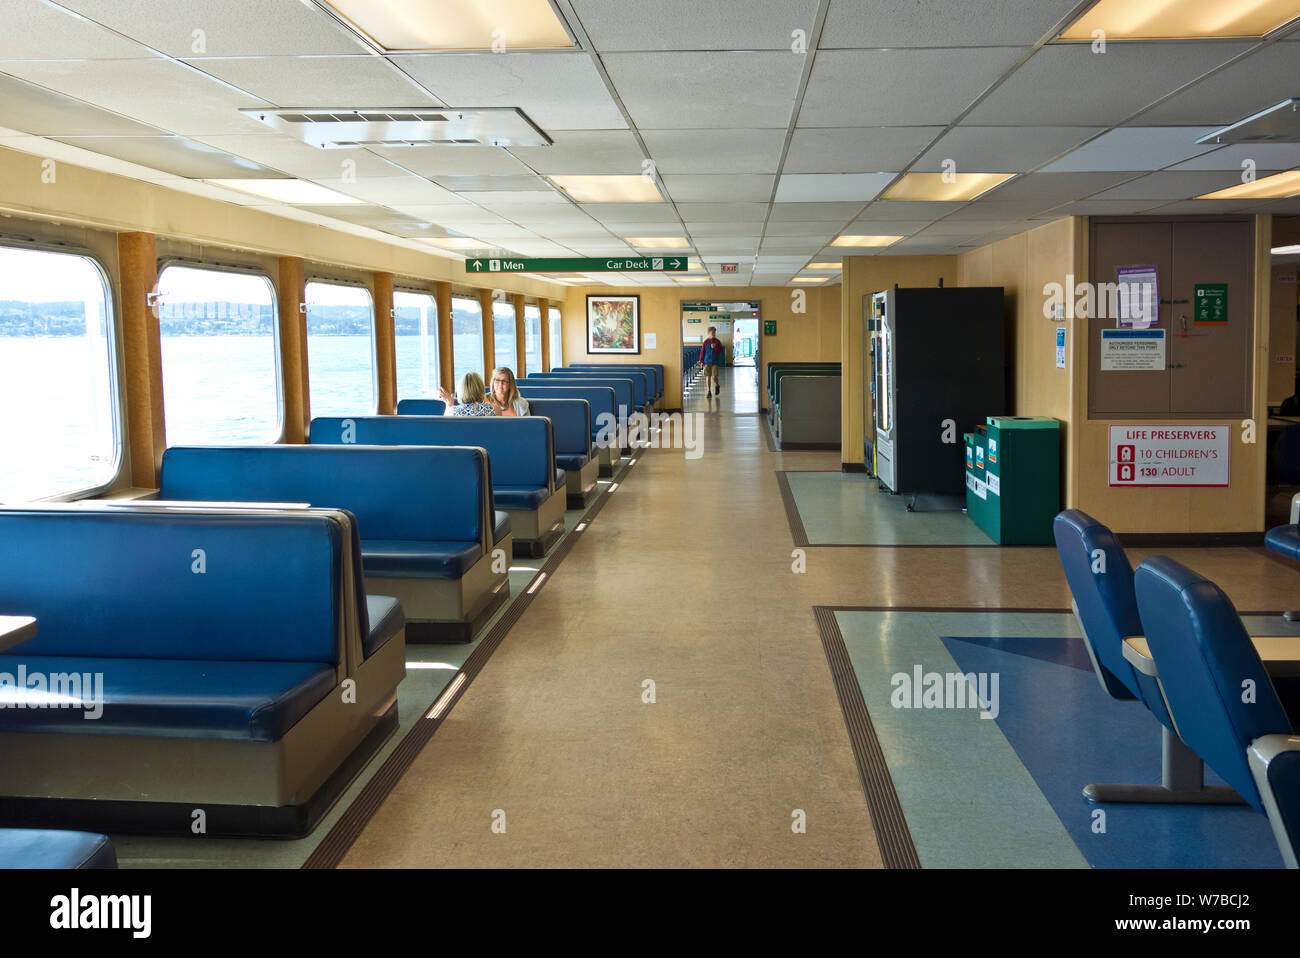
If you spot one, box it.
[302,458,635,869]
[813,606,921,870]
[774,471,809,548]
[760,413,777,453]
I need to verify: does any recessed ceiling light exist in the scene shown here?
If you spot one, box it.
[882,173,1015,202]
[205,178,364,204]
[1196,169,1300,200]
[792,276,828,283]
[806,262,842,269]
[1060,0,1300,40]
[624,236,690,248]
[830,235,903,248]
[320,0,572,51]
[675,277,710,283]
[1274,244,1300,254]
[547,175,663,203]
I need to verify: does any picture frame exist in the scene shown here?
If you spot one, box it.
[586,294,641,354]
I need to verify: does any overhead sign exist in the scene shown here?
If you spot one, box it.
[1101,328,1165,372]
[1109,425,1230,487]
[720,263,739,273]
[466,256,687,273]
[1194,283,1228,324]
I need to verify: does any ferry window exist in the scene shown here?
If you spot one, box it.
[394,289,440,399]
[451,295,483,384]
[492,299,516,372]
[549,306,562,370]
[306,280,375,418]
[157,265,280,446]
[0,245,119,502]
[524,303,542,375]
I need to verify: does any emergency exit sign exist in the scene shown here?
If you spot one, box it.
[720,263,738,273]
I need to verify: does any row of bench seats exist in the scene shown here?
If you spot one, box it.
[1054,510,1300,867]
[0,502,406,838]
[765,362,842,449]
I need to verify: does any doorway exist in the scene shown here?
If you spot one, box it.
[680,300,760,414]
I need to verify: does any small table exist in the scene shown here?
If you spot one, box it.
[0,616,36,652]
[1124,634,1300,679]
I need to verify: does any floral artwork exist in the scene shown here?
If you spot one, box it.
[586,295,640,354]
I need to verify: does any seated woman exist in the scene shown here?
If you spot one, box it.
[489,367,530,417]
[435,371,498,416]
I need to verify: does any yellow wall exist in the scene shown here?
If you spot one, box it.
[1269,263,1298,404]
[840,255,958,464]
[562,284,841,405]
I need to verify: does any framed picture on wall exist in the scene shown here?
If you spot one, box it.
[586,294,640,354]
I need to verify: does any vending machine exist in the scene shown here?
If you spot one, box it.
[871,286,1006,500]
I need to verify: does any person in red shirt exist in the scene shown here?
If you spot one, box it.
[700,326,725,398]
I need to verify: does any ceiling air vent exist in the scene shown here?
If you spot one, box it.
[1198,99,1300,144]
[240,107,551,148]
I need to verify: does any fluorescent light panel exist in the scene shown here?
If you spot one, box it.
[321,0,572,51]
[624,237,690,248]
[205,178,364,204]
[806,262,842,269]
[830,235,903,248]
[1197,169,1300,200]
[792,276,828,283]
[1061,0,1300,40]
[548,175,663,203]
[1274,245,1300,254]
[882,173,1015,202]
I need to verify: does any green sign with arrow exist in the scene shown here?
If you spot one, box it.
[466,256,688,274]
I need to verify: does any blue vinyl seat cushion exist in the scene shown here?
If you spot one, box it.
[556,453,589,471]
[556,468,567,488]
[0,829,116,869]
[1265,525,1300,561]
[493,510,511,543]
[361,539,482,579]
[495,487,551,510]
[364,595,403,659]
[0,656,336,742]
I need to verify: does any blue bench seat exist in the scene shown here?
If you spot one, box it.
[1266,524,1300,561]
[0,655,336,742]
[360,539,482,578]
[365,595,404,660]
[0,829,116,869]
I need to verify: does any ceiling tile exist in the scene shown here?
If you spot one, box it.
[430,173,545,191]
[963,42,1255,126]
[675,203,768,222]
[774,172,894,202]
[1039,127,1220,172]
[1168,143,1300,171]
[800,48,1027,127]
[584,203,683,224]
[192,134,409,179]
[1088,170,1258,201]
[456,190,570,208]
[0,0,155,59]
[315,175,463,204]
[55,0,372,56]
[820,0,1085,48]
[393,53,627,130]
[642,129,786,174]
[369,145,532,177]
[784,126,942,173]
[1031,199,1165,216]
[767,201,864,222]
[913,126,1104,174]
[0,72,163,136]
[935,199,1081,220]
[185,56,440,108]
[856,200,966,219]
[1133,44,1300,126]
[1142,199,1267,215]
[661,173,774,202]
[510,130,645,175]
[604,52,804,128]
[570,0,820,50]
[0,58,273,136]
[978,171,1140,203]
[842,218,931,234]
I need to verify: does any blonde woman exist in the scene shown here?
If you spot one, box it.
[435,371,497,417]
[489,367,530,417]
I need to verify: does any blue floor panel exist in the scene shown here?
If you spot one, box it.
[941,634,1284,869]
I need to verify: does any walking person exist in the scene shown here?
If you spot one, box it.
[700,326,725,398]
[435,370,498,416]
[488,367,530,416]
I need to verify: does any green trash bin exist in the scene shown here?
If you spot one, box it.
[977,416,1061,545]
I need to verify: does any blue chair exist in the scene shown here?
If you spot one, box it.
[1134,556,1300,867]
[0,829,116,868]
[1053,510,1241,804]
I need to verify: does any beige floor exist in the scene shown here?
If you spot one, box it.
[340,395,1300,867]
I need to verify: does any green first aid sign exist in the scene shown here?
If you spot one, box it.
[1194,284,1227,325]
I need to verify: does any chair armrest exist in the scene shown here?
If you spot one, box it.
[1248,734,1300,869]
[1291,492,1300,525]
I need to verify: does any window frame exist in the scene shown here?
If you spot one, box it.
[523,301,543,376]
[155,257,284,445]
[304,274,379,417]
[548,305,563,371]
[0,236,125,501]
[393,283,442,400]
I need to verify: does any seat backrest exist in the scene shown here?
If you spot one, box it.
[518,385,615,439]
[767,362,839,395]
[1270,424,1300,485]
[0,509,345,664]
[1052,510,1153,706]
[161,444,488,546]
[396,398,446,416]
[1134,556,1293,812]
[532,369,645,406]
[774,369,840,406]
[310,415,554,493]
[522,398,591,458]
[567,364,662,395]
[520,376,632,422]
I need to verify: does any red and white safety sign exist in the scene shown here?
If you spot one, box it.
[1108,425,1230,487]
